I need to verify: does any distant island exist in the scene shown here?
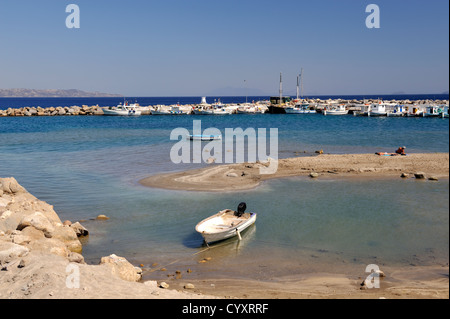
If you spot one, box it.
[0,88,123,98]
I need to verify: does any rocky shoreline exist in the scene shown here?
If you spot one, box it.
[0,177,215,299]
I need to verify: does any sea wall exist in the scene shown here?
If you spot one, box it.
[0,105,104,117]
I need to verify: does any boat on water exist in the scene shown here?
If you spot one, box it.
[323,104,348,115]
[188,134,222,141]
[406,105,425,117]
[285,102,316,114]
[102,102,142,116]
[195,203,256,245]
[236,104,267,114]
[387,105,407,117]
[365,102,387,117]
[422,105,446,117]
[151,105,171,115]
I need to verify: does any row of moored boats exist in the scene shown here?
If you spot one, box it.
[101,98,449,118]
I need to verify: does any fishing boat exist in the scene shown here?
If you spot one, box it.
[151,105,171,115]
[406,105,425,117]
[365,102,387,117]
[188,134,222,141]
[323,104,348,115]
[195,203,257,245]
[387,105,407,117]
[236,104,266,114]
[423,105,444,117]
[285,103,316,114]
[102,102,142,116]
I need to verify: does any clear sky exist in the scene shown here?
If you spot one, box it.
[0,0,448,96]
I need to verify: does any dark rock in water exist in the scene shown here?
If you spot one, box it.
[400,173,409,178]
[428,176,438,181]
[414,172,426,179]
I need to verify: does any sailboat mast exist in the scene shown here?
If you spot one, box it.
[300,68,304,99]
[296,74,299,100]
[279,72,283,106]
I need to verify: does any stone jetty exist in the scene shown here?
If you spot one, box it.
[0,105,104,117]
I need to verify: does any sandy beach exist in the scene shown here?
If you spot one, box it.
[139,153,449,192]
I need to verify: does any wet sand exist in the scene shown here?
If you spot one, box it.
[139,153,449,192]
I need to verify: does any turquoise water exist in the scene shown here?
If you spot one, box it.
[0,114,448,280]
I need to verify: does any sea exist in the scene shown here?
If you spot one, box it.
[0,95,448,284]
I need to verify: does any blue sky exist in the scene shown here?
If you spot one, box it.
[0,0,448,96]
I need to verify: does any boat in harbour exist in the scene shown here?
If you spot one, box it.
[188,134,222,141]
[195,203,256,245]
[323,104,348,115]
[422,105,445,117]
[387,105,407,117]
[102,102,142,116]
[365,102,387,117]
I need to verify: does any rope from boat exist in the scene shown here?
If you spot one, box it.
[146,240,231,273]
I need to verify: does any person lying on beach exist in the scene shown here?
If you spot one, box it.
[395,146,407,155]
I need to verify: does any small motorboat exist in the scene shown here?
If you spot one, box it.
[188,134,222,141]
[195,202,257,245]
[102,102,142,116]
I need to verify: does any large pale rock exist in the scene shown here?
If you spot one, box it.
[0,242,29,263]
[17,212,55,236]
[100,254,142,282]
[0,177,25,194]
[49,226,82,253]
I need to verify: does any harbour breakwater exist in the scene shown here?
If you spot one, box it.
[0,97,448,117]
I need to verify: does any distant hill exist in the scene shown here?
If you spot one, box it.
[0,88,123,97]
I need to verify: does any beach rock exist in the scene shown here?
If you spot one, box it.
[159,282,169,289]
[414,172,426,179]
[17,212,55,236]
[70,222,89,237]
[1,177,25,194]
[184,283,195,289]
[428,176,438,181]
[315,149,324,154]
[400,173,409,178]
[309,172,319,178]
[96,214,109,220]
[0,242,29,264]
[100,254,142,282]
[226,173,238,178]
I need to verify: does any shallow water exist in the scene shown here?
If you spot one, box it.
[0,114,448,282]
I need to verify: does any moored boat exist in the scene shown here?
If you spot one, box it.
[323,104,348,115]
[102,102,142,116]
[195,203,256,245]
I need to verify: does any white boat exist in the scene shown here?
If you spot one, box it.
[188,134,222,141]
[193,106,232,115]
[365,102,387,117]
[151,105,171,115]
[236,104,267,114]
[195,204,257,245]
[102,102,142,116]
[323,104,348,115]
[423,105,445,117]
[387,105,407,117]
[406,105,425,117]
[285,103,316,114]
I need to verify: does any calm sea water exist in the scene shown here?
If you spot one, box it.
[0,98,448,281]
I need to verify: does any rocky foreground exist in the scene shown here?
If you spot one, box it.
[0,177,215,299]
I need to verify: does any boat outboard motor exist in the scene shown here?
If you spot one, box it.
[235,202,247,217]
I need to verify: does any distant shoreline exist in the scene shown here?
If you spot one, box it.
[0,88,122,98]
